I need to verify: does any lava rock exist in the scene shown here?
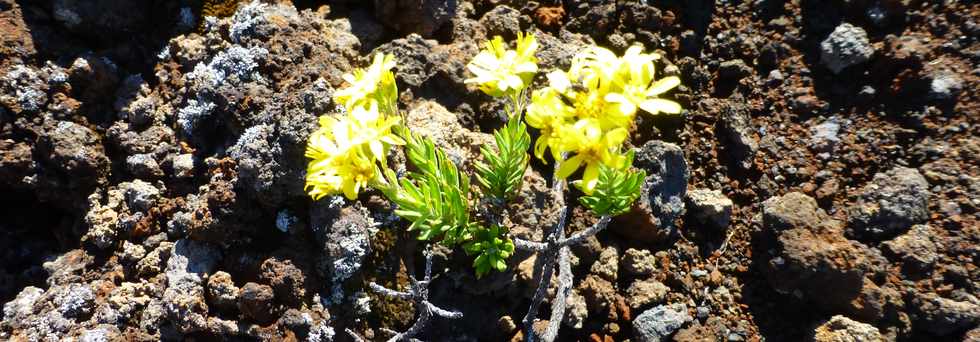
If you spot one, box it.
[40,120,110,185]
[228,123,307,208]
[259,257,307,306]
[374,0,456,37]
[479,5,521,38]
[812,315,883,342]
[965,326,980,342]
[125,154,164,178]
[310,199,373,304]
[43,249,96,287]
[820,23,874,74]
[621,1,662,31]
[848,278,904,323]
[673,317,727,342]
[577,274,616,313]
[167,172,261,245]
[763,192,831,232]
[2,287,44,329]
[375,34,440,89]
[926,68,964,101]
[881,224,940,273]
[0,65,47,114]
[68,54,121,104]
[718,59,752,83]
[0,139,35,188]
[763,192,886,315]
[51,0,150,43]
[563,290,588,329]
[238,282,276,324]
[847,167,929,241]
[621,248,657,276]
[177,45,269,138]
[83,188,124,249]
[614,140,689,242]
[227,1,277,44]
[106,123,176,156]
[534,29,593,71]
[625,278,669,311]
[633,303,692,342]
[714,98,757,170]
[910,292,980,336]
[120,179,160,212]
[809,117,842,153]
[590,246,619,282]
[206,271,239,312]
[685,189,733,230]
[78,325,122,342]
[163,239,222,333]
[52,283,95,319]
[172,154,195,178]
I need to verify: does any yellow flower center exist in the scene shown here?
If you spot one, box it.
[573,92,604,120]
[580,145,603,163]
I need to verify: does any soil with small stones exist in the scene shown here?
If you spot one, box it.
[1,0,978,341]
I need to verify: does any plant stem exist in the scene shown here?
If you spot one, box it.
[559,216,611,247]
[518,161,568,342]
[510,168,614,341]
[365,250,461,342]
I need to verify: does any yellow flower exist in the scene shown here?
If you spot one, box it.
[555,119,629,193]
[568,45,621,93]
[540,68,632,132]
[465,32,539,97]
[348,102,405,162]
[305,116,350,200]
[334,150,381,200]
[334,53,398,113]
[525,86,573,161]
[304,115,387,200]
[306,55,406,201]
[604,45,682,117]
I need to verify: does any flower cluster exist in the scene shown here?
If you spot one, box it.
[305,53,404,200]
[526,45,682,193]
[464,32,539,98]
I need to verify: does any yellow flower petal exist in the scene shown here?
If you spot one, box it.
[343,179,358,200]
[557,154,584,179]
[639,99,682,114]
[581,163,600,193]
[605,127,628,147]
[369,140,384,160]
[647,76,681,96]
[547,71,571,93]
[534,138,549,161]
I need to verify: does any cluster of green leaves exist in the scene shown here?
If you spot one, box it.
[381,125,645,277]
[463,224,515,277]
[475,118,531,200]
[381,127,476,245]
[578,151,646,216]
[380,126,518,278]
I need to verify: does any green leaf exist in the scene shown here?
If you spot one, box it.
[578,151,646,217]
[464,224,515,278]
[380,129,473,245]
[475,118,531,201]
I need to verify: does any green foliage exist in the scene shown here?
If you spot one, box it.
[463,224,515,278]
[381,128,475,245]
[475,118,531,200]
[578,151,646,217]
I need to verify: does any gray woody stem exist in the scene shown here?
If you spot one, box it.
[511,162,614,342]
[361,250,462,342]
[517,163,567,342]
